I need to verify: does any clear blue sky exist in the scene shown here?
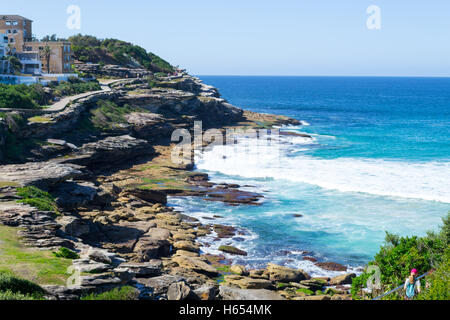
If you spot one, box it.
[3,0,450,76]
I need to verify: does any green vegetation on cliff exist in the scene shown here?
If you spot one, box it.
[81,286,140,300]
[69,34,174,73]
[352,212,450,300]
[17,186,59,214]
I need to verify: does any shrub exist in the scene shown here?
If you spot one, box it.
[81,286,140,300]
[0,272,45,298]
[16,186,59,213]
[351,212,450,300]
[417,250,450,300]
[0,290,37,300]
[53,247,80,260]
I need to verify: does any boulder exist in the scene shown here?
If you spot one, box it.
[116,260,162,277]
[173,241,200,253]
[219,286,285,300]
[136,275,184,296]
[266,263,309,282]
[223,275,274,290]
[54,181,99,208]
[125,188,167,205]
[57,216,93,238]
[193,285,218,300]
[230,265,248,276]
[315,261,347,272]
[329,273,356,285]
[87,248,112,265]
[172,255,219,277]
[167,281,196,300]
[218,245,247,256]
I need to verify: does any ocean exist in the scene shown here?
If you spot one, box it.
[169,76,450,277]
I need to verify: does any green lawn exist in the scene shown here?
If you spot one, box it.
[0,225,72,285]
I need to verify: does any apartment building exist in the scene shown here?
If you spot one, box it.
[0,14,72,74]
[0,15,32,53]
[24,41,72,73]
[0,33,10,74]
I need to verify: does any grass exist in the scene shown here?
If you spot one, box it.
[28,116,54,124]
[0,225,73,285]
[16,186,59,214]
[81,286,139,300]
[0,181,20,188]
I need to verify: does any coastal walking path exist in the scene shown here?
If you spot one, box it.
[0,78,130,114]
[42,78,128,112]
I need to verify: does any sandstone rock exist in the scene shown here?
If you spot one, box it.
[219,286,285,300]
[0,161,83,189]
[133,237,171,261]
[125,188,167,205]
[249,269,269,280]
[172,255,219,277]
[230,265,247,276]
[136,274,184,297]
[218,245,247,256]
[193,285,218,300]
[54,181,99,209]
[87,248,112,265]
[266,263,309,282]
[72,135,154,167]
[57,216,92,238]
[167,281,196,300]
[116,260,162,277]
[174,250,199,257]
[299,279,327,291]
[329,273,356,285]
[223,275,274,290]
[294,295,331,301]
[173,241,200,253]
[173,232,196,241]
[315,261,347,271]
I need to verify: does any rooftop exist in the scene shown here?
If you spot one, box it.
[0,15,32,22]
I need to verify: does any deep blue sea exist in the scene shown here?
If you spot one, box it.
[169,76,450,277]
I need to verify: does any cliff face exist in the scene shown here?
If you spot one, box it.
[0,70,343,302]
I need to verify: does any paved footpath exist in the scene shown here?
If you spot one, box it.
[0,78,129,114]
[43,78,127,112]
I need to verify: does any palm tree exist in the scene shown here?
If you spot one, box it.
[40,44,52,73]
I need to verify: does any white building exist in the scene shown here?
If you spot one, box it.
[0,33,10,74]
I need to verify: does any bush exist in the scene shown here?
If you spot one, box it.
[16,186,59,213]
[0,290,37,300]
[0,84,40,109]
[68,34,174,73]
[0,272,45,298]
[81,286,140,300]
[351,212,450,300]
[417,250,450,300]
[53,247,80,259]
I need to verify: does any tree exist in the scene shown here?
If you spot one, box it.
[40,44,52,74]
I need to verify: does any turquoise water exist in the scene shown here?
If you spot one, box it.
[169,76,450,276]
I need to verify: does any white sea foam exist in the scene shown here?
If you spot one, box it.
[195,135,450,203]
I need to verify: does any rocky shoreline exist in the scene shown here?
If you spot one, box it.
[0,70,354,300]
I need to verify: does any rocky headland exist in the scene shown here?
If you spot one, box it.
[0,68,353,300]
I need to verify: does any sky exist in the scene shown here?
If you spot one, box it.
[2,0,450,76]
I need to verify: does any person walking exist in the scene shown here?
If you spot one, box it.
[404,268,421,300]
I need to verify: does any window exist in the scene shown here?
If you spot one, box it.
[12,21,18,26]
[23,21,26,26]
[13,30,17,34]
[6,30,11,34]
[5,21,11,26]
[10,38,14,43]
